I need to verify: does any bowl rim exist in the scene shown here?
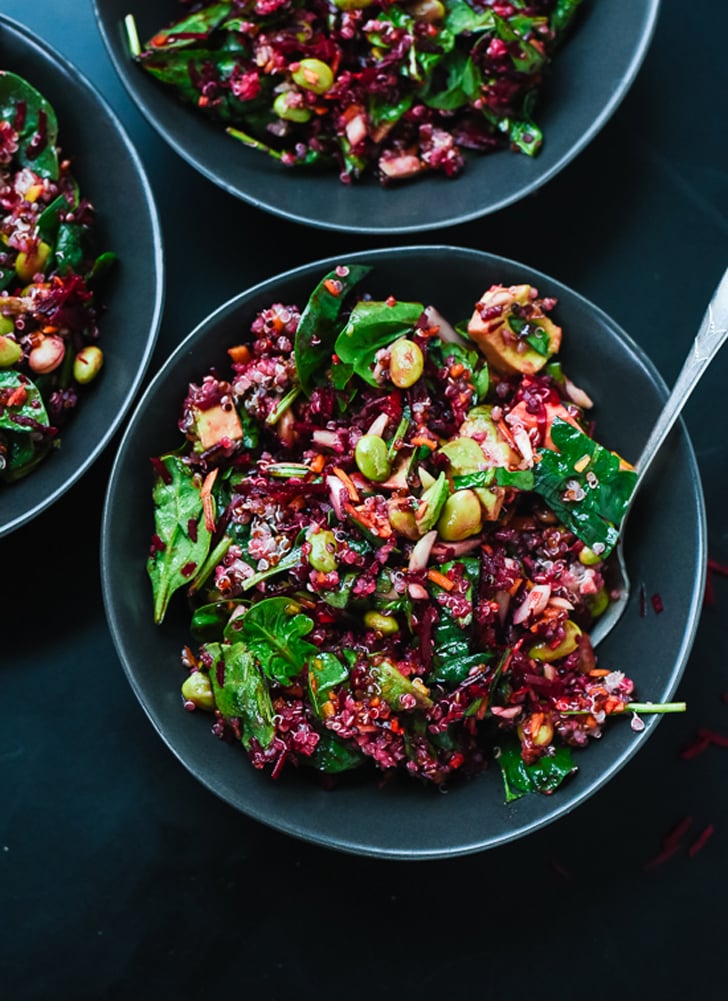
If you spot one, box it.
[101,244,707,859]
[92,0,662,234]
[0,13,166,538]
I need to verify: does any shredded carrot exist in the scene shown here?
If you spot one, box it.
[427,568,455,591]
[333,466,359,501]
[309,453,325,474]
[497,419,518,450]
[227,343,251,364]
[411,435,438,450]
[588,668,612,677]
[200,467,219,533]
[324,278,341,296]
[41,324,59,335]
[449,362,465,378]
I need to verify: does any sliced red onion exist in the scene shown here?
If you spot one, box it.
[312,428,340,449]
[366,412,389,438]
[563,376,594,410]
[326,474,347,520]
[432,537,482,558]
[423,304,469,346]
[512,583,551,625]
[408,529,438,571]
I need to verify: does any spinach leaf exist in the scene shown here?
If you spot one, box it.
[142,2,233,49]
[225,596,319,685]
[307,731,365,773]
[532,418,637,555]
[0,72,59,178]
[207,640,276,752]
[0,372,50,431]
[190,598,246,642]
[307,651,349,718]
[147,454,214,624]
[294,264,372,396]
[334,299,424,387]
[550,0,585,37]
[428,557,491,685]
[497,740,577,802]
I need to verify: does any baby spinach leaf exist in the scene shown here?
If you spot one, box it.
[225,596,319,685]
[0,371,50,430]
[334,298,424,386]
[427,557,490,685]
[497,740,577,802]
[143,2,233,50]
[551,0,585,36]
[294,264,371,396]
[307,651,349,718]
[307,731,365,773]
[190,597,246,642]
[0,72,59,178]
[533,418,637,555]
[207,640,276,752]
[147,454,213,624]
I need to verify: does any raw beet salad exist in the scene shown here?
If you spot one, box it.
[0,72,114,482]
[131,0,584,185]
[148,264,664,801]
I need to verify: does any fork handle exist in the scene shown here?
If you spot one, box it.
[634,265,728,490]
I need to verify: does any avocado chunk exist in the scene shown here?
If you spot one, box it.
[467,284,562,376]
[194,403,243,451]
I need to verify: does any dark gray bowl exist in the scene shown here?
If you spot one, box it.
[0,16,164,538]
[101,246,705,860]
[93,0,660,234]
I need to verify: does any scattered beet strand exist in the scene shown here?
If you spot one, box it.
[651,592,664,614]
[680,733,711,760]
[688,824,715,858]
[707,557,728,576]
[644,844,681,871]
[697,727,728,748]
[662,815,694,852]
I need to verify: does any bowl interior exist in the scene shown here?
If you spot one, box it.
[101,246,705,859]
[0,16,163,537]
[93,0,660,233]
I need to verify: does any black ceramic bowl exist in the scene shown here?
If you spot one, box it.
[0,16,164,538]
[93,0,660,234]
[101,246,706,859]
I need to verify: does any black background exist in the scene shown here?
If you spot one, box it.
[2,2,727,999]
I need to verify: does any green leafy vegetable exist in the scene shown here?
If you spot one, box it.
[0,72,58,178]
[225,596,318,685]
[294,264,371,396]
[147,454,214,624]
[207,640,277,752]
[334,298,425,387]
[533,418,637,555]
[497,740,577,802]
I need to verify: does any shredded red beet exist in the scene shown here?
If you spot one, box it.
[688,824,714,858]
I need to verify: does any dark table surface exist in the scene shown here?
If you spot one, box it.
[2,2,727,999]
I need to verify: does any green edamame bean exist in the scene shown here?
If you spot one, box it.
[291,58,334,94]
[273,92,311,123]
[363,610,399,635]
[0,314,14,336]
[73,345,104,385]
[181,671,214,711]
[355,434,391,482]
[0,334,22,368]
[437,489,483,541]
[578,544,603,566]
[530,620,582,661]
[308,528,338,573]
[389,337,424,388]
